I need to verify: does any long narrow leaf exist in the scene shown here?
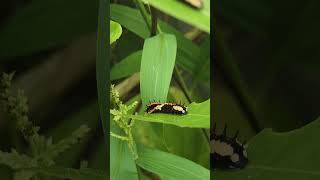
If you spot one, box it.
[140,33,177,105]
[147,0,210,33]
[110,127,139,179]
[137,147,210,180]
[96,0,108,139]
[111,50,142,80]
[110,4,201,74]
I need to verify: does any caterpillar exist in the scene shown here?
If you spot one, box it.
[181,0,203,9]
[211,123,248,170]
[145,102,188,115]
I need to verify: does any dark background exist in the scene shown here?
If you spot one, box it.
[214,0,320,141]
[0,0,107,179]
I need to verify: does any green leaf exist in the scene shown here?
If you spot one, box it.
[110,132,139,180]
[110,112,139,180]
[32,166,107,180]
[0,0,98,58]
[96,0,108,142]
[111,50,142,80]
[140,33,177,105]
[147,0,210,33]
[214,116,320,179]
[110,20,122,44]
[136,147,210,180]
[164,87,210,168]
[110,4,150,38]
[110,4,201,74]
[109,99,140,180]
[129,99,210,128]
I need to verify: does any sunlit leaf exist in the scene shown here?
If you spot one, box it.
[147,0,210,33]
[137,147,210,180]
[110,20,122,44]
[140,33,177,105]
[129,99,210,128]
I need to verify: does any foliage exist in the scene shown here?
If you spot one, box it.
[214,0,320,179]
[0,73,106,180]
[137,146,210,180]
[106,0,211,179]
[129,99,210,128]
[214,116,320,180]
[110,20,122,44]
[110,85,138,159]
[0,0,107,179]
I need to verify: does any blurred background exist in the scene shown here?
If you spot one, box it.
[0,0,106,178]
[214,0,320,141]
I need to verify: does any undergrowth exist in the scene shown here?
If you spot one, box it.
[0,72,90,180]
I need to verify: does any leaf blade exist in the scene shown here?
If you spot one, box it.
[137,147,210,180]
[110,20,122,44]
[129,99,210,128]
[147,0,210,33]
[140,33,177,105]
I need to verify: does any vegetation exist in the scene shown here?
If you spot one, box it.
[104,0,211,179]
[215,0,320,179]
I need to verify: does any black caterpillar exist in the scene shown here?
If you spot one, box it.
[211,123,248,170]
[145,102,188,115]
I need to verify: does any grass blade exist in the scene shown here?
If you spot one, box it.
[129,99,210,128]
[137,147,210,180]
[147,0,210,33]
[140,33,177,105]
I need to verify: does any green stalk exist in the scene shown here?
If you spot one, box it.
[133,0,161,35]
[174,66,210,143]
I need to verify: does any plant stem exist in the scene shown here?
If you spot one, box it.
[174,66,192,102]
[134,0,152,30]
[133,0,161,35]
[150,6,158,36]
[173,66,210,143]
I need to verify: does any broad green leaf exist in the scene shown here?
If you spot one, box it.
[110,50,142,80]
[110,20,122,44]
[140,33,177,105]
[214,116,320,180]
[147,0,210,33]
[110,4,201,74]
[137,147,210,180]
[0,0,98,58]
[129,99,210,128]
[32,166,107,180]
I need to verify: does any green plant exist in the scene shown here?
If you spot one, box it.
[0,72,106,180]
[99,0,211,179]
[214,0,320,179]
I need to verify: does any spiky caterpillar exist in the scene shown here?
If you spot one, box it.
[211,123,248,170]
